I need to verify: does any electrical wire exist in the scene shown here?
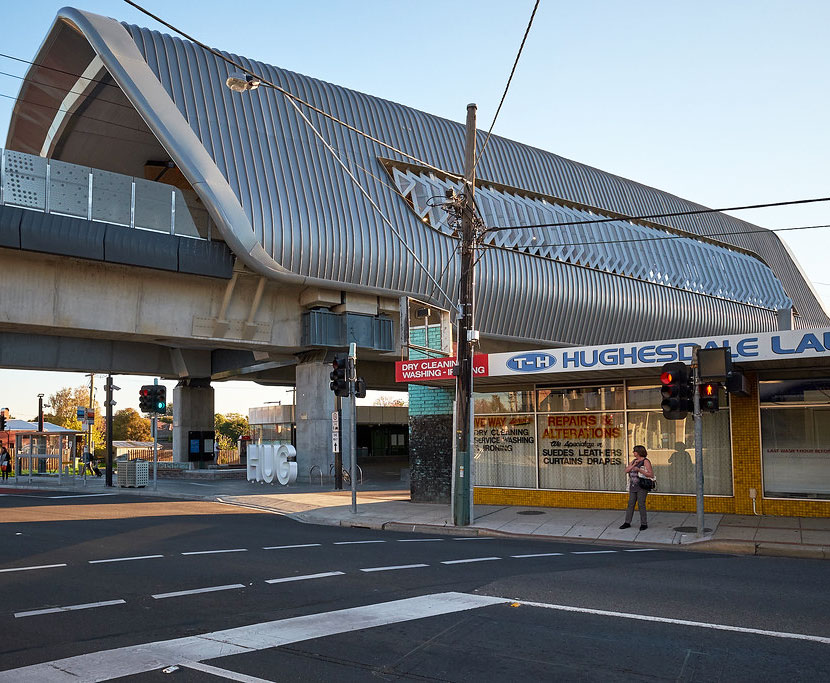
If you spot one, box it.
[475,0,539,172]
[0,51,124,91]
[0,91,158,139]
[121,0,462,182]
[484,196,830,233]
[0,67,143,114]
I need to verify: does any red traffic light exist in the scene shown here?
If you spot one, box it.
[702,383,716,397]
[660,371,674,385]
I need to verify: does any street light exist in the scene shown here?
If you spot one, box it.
[225,74,261,92]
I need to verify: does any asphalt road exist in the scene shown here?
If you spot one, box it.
[1,489,828,681]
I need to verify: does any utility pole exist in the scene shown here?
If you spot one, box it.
[105,375,117,487]
[453,103,477,527]
[692,346,705,537]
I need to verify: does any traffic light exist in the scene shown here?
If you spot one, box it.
[139,385,167,414]
[153,385,167,413]
[330,355,350,397]
[660,362,694,420]
[700,382,720,412]
[139,385,154,413]
[0,414,5,431]
[355,377,367,399]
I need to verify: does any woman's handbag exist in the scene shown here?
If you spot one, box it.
[638,472,656,490]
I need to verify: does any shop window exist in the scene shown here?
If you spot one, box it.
[473,390,534,414]
[761,378,830,499]
[473,414,537,488]
[626,383,662,410]
[536,411,625,491]
[626,411,732,495]
[537,385,624,412]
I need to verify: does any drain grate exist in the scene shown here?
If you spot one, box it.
[674,526,712,533]
[517,510,545,516]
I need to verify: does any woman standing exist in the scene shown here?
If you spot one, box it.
[620,445,654,530]
[0,445,11,481]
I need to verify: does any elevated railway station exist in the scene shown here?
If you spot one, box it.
[1,8,827,512]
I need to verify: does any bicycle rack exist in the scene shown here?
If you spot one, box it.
[309,464,323,486]
[328,462,363,484]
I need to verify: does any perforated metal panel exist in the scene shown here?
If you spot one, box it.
[48,158,90,218]
[3,150,46,210]
[90,168,131,226]
[134,177,172,233]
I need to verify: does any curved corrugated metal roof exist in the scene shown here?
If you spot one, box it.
[7,8,827,347]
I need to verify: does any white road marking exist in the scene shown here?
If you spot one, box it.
[15,599,125,619]
[441,557,501,564]
[508,598,830,645]
[180,661,274,682]
[453,537,494,541]
[571,550,617,555]
[47,493,117,499]
[89,555,163,564]
[333,540,385,545]
[262,543,321,550]
[0,563,66,573]
[0,592,509,681]
[511,552,564,558]
[624,548,658,552]
[265,571,344,584]
[360,564,429,572]
[181,548,248,556]
[396,538,444,542]
[152,584,245,600]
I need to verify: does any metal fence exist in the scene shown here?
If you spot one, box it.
[0,147,217,240]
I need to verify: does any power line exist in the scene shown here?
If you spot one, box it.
[0,52,125,91]
[483,196,830,233]
[475,0,539,171]
[122,0,463,182]
[0,67,141,114]
[0,91,157,139]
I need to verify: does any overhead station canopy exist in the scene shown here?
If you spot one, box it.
[6,8,827,348]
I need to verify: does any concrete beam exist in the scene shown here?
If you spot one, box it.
[0,330,211,377]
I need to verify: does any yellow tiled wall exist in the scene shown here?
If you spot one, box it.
[474,371,830,518]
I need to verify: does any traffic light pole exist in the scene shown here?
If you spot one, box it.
[453,103,477,527]
[348,342,357,515]
[692,347,705,537]
[105,375,114,487]
[334,395,343,490]
[153,377,159,491]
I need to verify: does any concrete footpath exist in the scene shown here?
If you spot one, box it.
[4,470,829,560]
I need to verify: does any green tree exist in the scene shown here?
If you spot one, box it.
[41,385,104,446]
[215,412,248,448]
[112,408,152,441]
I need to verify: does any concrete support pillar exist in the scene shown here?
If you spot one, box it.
[173,378,214,466]
[294,353,351,483]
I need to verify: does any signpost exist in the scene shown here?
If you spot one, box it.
[331,410,340,454]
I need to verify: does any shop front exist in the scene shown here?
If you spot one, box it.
[403,327,830,517]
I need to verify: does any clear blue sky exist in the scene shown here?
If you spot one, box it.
[1,0,828,419]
